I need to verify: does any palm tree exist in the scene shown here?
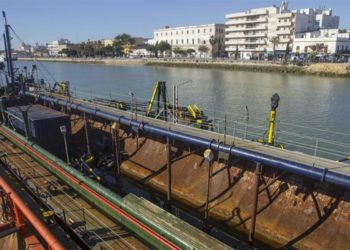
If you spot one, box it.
[209,36,217,58]
[112,40,123,57]
[269,36,280,59]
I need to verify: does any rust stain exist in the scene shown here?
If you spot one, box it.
[70,114,350,250]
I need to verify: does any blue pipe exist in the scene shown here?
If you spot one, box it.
[25,92,350,190]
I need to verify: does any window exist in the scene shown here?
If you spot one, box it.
[176,40,178,44]
[181,31,183,34]
[210,28,212,32]
[187,39,189,44]
[176,31,178,35]
[198,29,200,33]
[203,41,206,45]
[171,32,173,35]
[187,30,189,34]
[171,40,173,45]
[165,32,167,36]
[204,29,206,33]
[192,30,194,34]
[192,38,195,44]
[160,33,162,36]
[181,39,183,44]
[198,38,200,44]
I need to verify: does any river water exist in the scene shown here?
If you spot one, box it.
[12,61,350,160]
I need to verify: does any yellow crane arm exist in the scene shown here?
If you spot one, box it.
[187,105,196,119]
[147,82,159,115]
[193,104,202,115]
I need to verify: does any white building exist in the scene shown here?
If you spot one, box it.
[293,29,350,54]
[47,39,72,56]
[153,24,226,57]
[225,1,340,59]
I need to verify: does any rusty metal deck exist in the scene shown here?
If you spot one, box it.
[51,93,350,176]
[0,136,148,250]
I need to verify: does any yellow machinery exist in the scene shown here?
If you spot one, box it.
[267,93,280,145]
[258,93,281,146]
[53,81,70,96]
[146,81,168,121]
[337,156,350,163]
[40,208,55,225]
[187,104,204,128]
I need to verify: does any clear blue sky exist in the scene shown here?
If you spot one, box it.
[1,0,349,47]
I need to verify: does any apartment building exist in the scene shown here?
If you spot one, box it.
[293,29,350,54]
[47,39,72,56]
[153,24,226,57]
[225,1,340,59]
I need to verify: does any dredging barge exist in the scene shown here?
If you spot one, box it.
[1,11,350,250]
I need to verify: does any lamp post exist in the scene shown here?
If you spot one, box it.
[60,125,70,164]
[129,91,135,120]
[203,148,214,230]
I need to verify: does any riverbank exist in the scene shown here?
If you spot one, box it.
[18,57,350,77]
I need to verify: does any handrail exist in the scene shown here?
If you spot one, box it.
[24,91,350,190]
[0,174,65,250]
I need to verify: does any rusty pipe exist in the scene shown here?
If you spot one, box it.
[0,175,65,250]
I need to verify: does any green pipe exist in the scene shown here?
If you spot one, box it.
[0,125,197,249]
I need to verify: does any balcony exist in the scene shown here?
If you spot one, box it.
[226,10,268,19]
[226,17,267,25]
[277,21,292,27]
[226,40,266,46]
[226,33,267,39]
[276,29,291,35]
[226,25,268,32]
[278,38,292,43]
[226,47,266,52]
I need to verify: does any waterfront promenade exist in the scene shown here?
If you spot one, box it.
[18,57,350,77]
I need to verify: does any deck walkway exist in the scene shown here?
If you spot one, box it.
[0,135,148,250]
[44,92,350,179]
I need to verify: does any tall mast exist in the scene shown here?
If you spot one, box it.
[2,11,14,84]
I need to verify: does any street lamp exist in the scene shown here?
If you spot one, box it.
[203,148,213,229]
[60,125,70,164]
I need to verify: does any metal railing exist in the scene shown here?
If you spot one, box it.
[31,85,350,163]
[0,144,136,250]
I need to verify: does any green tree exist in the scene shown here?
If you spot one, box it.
[115,33,135,45]
[157,41,171,56]
[186,49,196,57]
[198,45,209,58]
[83,44,95,57]
[146,44,158,57]
[173,47,186,57]
[209,36,217,58]
[269,36,280,59]
[104,45,114,57]
[112,40,123,57]
[59,48,70,57]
